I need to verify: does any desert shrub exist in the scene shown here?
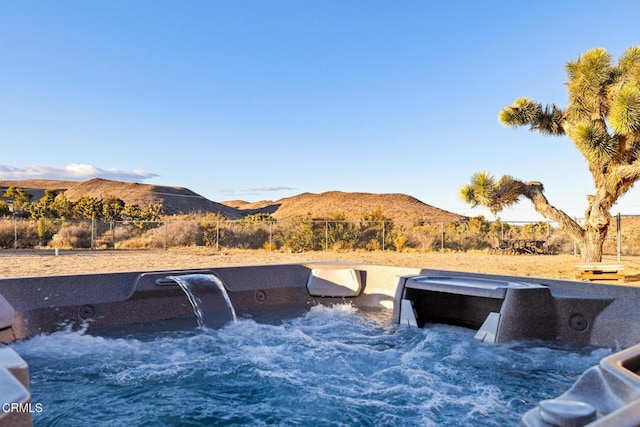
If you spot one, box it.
[621,242,640,256]
[381,223,405,251]
[158,221,202,248]
[116,236,151,249]
[223,222,271,249]
[200,220,219,247]
[37,218,61,246]
[365,238,381,251]
[408,224,442,251]
[393,232,408,252]
[113,221,162,247]
[217,224,238,249]
[195,213,224,247]
[0,220,15,248]
[107,223,140,246]
[357,220,383,250]
[95,224,116,249]
[120,221,202,249]
[326,220,360,250]
[198,216,273,249]
[614,217,640,256]
[280,216,322,252]
[356,208,396,251]
[49,223,92,249]
[444,217,495,252]
[327,237,354,251]
[546,231,573,255]
[0,218,39,248]
[262,240,277,251]
[0,201,10,216]
[243,227,270,249]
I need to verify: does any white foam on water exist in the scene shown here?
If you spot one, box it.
[11,304,606,427]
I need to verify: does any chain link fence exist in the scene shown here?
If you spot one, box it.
[0,217,565,252]
[1,215,639,256]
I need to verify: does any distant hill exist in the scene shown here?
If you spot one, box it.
[0,178,242,218]
[223,191,465,223]
[0,179,464,223]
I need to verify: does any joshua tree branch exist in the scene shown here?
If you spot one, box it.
[517,181,585,240]
[610,162,640,189]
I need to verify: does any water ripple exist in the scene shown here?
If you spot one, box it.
[11,304,606,427]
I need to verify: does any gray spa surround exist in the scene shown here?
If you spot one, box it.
[393,274,617,345]
[2,263,640,426]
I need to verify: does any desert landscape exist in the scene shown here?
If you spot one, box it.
[2,248,640,286]
[2,178,640,286]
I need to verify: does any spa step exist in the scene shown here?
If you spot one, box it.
[393,275,551,343]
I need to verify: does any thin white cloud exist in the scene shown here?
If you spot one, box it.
[249,186,294,192]
[0,164,158,182]
[220,186,295,197]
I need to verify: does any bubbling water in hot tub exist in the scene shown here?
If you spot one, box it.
[11,303,608,427]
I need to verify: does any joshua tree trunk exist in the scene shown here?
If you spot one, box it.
[577,227,607,263]
[521,181,609,262]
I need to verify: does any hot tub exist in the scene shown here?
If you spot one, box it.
[2,263,640,426]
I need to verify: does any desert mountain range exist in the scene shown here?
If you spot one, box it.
[0,178,464,222]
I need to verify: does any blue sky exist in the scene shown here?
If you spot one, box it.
[1,1,639,221]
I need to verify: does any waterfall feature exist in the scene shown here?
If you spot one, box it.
[166,273,237,328]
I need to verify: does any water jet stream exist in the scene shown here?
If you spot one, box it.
[166,273,237,328]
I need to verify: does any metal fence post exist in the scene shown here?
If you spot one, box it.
[215,218,220,251]
[164,221,168,250]
[573,217,578,257]
[325,221,328,251]
[13,215,18,249]
[91,217,96,250]
[617,213,621,261]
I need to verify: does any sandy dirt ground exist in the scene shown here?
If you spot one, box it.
[2,248,640,285]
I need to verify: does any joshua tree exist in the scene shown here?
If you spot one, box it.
[460,46,640,262]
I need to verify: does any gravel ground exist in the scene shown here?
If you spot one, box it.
[1,248,639,285]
